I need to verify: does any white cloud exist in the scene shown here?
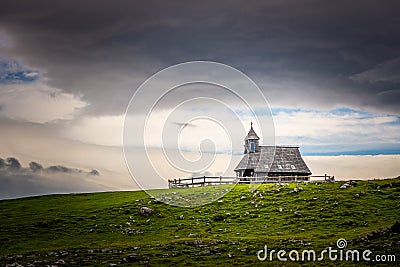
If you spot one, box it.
[63,115,124,146]
[0,82,87,123]
[61,106,399,157]
[273,109,400,146]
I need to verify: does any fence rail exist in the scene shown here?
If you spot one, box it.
[168,174,334,188]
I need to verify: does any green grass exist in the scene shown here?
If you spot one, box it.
[0,178,399,266]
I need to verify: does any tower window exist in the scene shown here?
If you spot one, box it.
[250,141,255,152]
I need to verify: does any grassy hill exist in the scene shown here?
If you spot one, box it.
[0,178,399,266]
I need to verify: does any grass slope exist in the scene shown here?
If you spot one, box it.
[0,178,399,266]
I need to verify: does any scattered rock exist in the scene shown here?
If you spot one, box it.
[348,180,357,186]
[153,198,162,204]
[54,259,66,265]
[228,253,234,258]
[278,207,283,212]
[188,233,197,237]
[294,211,302,216]
[290,187,304,194]
[354,193,360,198]
[139,207,153,216]
[6,263,23,267]
[126,253,142,262]
[194,240,202,245]
[179,215,184,220]
[240,195,246,200]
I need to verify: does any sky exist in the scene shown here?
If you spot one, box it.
[0,1,399,198]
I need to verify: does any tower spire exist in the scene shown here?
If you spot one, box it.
[244,122,259,141]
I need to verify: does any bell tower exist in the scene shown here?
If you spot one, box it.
[244,122,260,154]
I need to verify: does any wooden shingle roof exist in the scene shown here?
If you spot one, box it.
[234,146,311,175]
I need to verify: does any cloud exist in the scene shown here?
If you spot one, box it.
[62,115,124,146]
[0,1,399,116]
[272,108,400,154]
[0,155,99,176]
[5,157,21,170]
[350,57,400,84]
[0,1,399,197]
[46,165,79,173]
[29,161,43,172]
[0,155,103,199]
[0,82,87,123]
[0,171,106,200]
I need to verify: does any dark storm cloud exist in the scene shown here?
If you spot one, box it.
[0,171,104,199]
[5,157,21,170]
[0,156,103,199]
[0,0,399,115]
[0,156,99,176]
[29,161,43,172]
[0,157,5,168]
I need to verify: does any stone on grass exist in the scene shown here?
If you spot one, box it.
[139,207,153,216]
[54,259,66,265]
[153,198,162,204]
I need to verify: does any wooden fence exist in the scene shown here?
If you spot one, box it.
[168,174,334,188]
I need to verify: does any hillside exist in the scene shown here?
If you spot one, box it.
[0,178,399,266]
